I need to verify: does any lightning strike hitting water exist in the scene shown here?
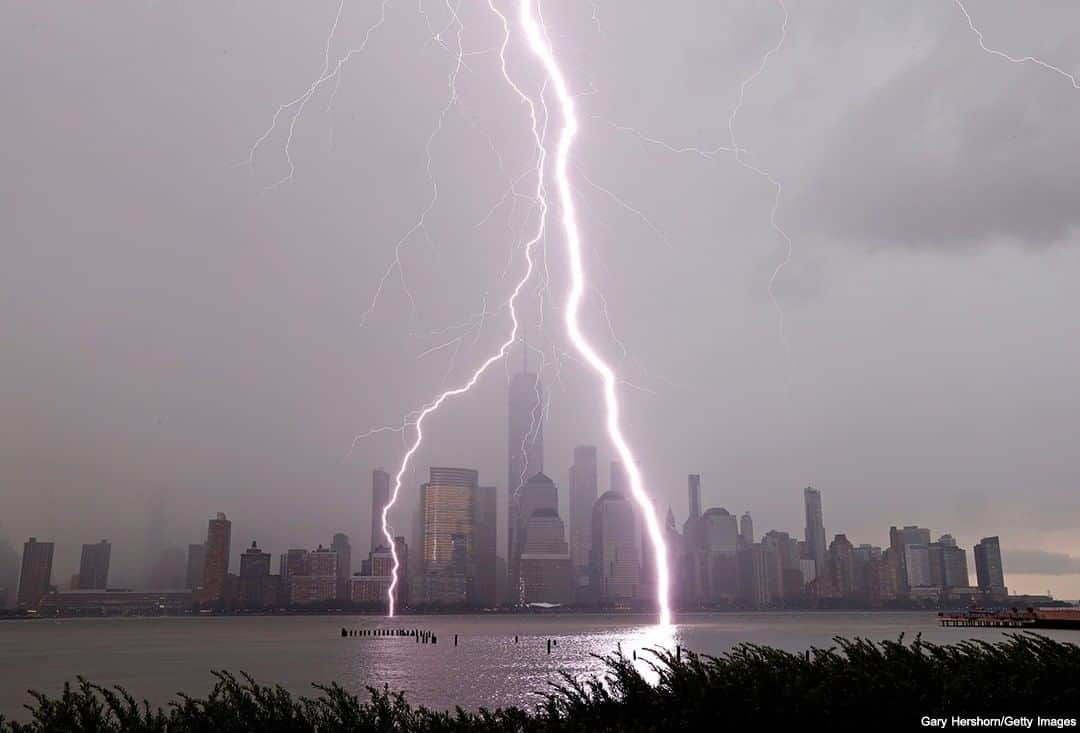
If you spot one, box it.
[514,0,672,625]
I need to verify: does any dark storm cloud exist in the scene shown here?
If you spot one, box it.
[807,30,1080,249]
[1006,549,1080,575]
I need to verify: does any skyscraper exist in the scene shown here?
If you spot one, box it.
[510,471,557,598]
[610,461,628,495]
[889,525,932,591]
[201,513,231,604]
[941,541,970,589]
[520,508,573,605]
[422,467,479,572]
[240,541,272,577]
[17,538,54,609]
[418,467,494,606]
[591,490,640,600]
[472,484,498,607]
[803,487,827,578]
[687,474,702,520]
[974,536,1006,594]
[0,538,21,608]
[700,507,739,600]
[148,547,186,589]
[739,512,754,546]
[507,359,544,596]
[76,540,111,590]
[371,470,390,552]
[828,534,855,597]
[239,540,277,608]
[331,533,351,580]
[568,445,598,574]
[185,543,206,590]
[308,545,338,576]
[290,545,340,604]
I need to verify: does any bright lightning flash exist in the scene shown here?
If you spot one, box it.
[378,0,673,624]
[379,0,550,617]
[514,0,672,626]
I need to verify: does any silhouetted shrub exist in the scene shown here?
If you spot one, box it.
[3,633,1077,731]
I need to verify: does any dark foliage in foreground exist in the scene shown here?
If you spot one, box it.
[3,633,1077,731]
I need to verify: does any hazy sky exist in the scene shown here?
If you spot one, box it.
[3,1,1079,597]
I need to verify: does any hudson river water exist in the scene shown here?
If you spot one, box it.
[2,612,1076,718]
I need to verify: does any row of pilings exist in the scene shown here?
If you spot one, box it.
[341,627,440,644]
[341,629,590,654]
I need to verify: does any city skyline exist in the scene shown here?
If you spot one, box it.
[0,348,1048,612]
[0,311,1049,614]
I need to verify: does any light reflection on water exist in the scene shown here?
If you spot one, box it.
[2,612,1077,718]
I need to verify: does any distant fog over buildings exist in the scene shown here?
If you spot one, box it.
[4,364,1071,614]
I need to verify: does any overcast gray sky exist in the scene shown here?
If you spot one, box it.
[3,0,1079,597]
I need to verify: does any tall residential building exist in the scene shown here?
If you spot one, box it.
[737,542,771,607]
[394,536,409,606]
[185,543,206,590]
[507,363,544,597]
[591,491,640,600]
[803,487,827,578]
[240,541,272,577]
[371,470,390,552]
[238,540,278,608]
[0,538,20,609]
[351,537,408,606]
[903,544,932,588]
[76,540,111,590]
[828,534,856,597]
[941,544,970,589]
[889,525,932,591]
[17,538,54,609]
[974,536,1006,593]
[852,544,882,598]
[279,548,309,578]
[331,533,351,580]
[290,545,340,605]
[761,530,803,601]
[308,545,338,576]
[201,513,232,604]
[568,445,598,574]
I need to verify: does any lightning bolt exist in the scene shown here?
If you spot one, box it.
[726,0,793,393]
[954,0,1080,88]
[513,0,672,625]
[379,0,550,616]
[260,1,670,622]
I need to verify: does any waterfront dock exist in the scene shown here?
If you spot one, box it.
[939,607,1080,629]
